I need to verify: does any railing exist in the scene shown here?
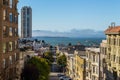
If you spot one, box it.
[91,62,99,66]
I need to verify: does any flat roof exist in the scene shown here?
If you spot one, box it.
[86,47,100,53]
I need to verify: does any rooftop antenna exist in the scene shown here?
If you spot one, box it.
[111,22,115,27]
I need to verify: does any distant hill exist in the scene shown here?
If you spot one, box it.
[32,29,105,38]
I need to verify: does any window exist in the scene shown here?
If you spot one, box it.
[3,43,6,53]
[3,26,7,37]
[119,39,120,46]
[93,55,95,62]
[3,59,6,68]
[14,28,18,36]
[108,53,110,59]
[9,56,12,64]
[3,0,6,5]
[9,13,12,22]
[119,57,120,64]
[15,53,16,61]
[96,55,99,62]
[15,41,17,49]
[81,64,84,68]
[3,0,8,5]
[105,48,107,55]
[8,42,12,51]
[113,55,116,62]
[96,67,98,74]
[3,9,6,20]
[92,66,95,73]
[14,3,17,10]
[113,38,116,45]
[9,0,12,8]
[9,27,12,36]
[89,53,91,59]
[86,72,88,77]
[27,8,30,14]
[86,53,88,58]
[86,62,88,67]
[117,38,119,46]
[108,38,111,44]
[92,76,96,80]
[90,73,92,78]
[16,53,19,61]
[15,15,18,23]
[12,14,14,22]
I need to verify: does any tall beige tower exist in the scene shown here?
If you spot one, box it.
[0,0,20,80]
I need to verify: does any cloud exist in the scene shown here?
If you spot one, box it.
[32,29,105,38]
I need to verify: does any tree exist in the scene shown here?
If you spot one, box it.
[21,57,50,80]
[22,40,27,44]
[42,40,45,44]
[49,45,53,51]
[21,64,40,80]
[35,39,38,42]
[43,51,54,63]
[56,53,60,57]
[68,43,72,46]
[57,54,67,72]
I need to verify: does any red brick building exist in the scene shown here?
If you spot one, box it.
[0,0,20,80]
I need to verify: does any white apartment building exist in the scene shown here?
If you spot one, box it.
[86,48,100,80]
[100,40,107,80]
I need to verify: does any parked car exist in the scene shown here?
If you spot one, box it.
[65,77,72,80]
[59,76,66,80]
[57,74,65,77]
[59,76,72,80]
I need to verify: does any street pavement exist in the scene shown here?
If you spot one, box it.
[49,52,62,80]
[49,72,59,80]
[49,63,62,80]
[49,72,65,80]
[49,59,60,80]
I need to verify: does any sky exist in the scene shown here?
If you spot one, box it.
[18,0,120,32]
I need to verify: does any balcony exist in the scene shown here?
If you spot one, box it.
[86,77,90,80]
[86,67,91,72]
[86,57,89,61]
[91,62,98,66]
[92,73,99,77]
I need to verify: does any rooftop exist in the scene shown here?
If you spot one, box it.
[85,47,100,53]
[101,40,107,43]
[100,40,107,47]
[105,26,120,34]
[76,51,86,56]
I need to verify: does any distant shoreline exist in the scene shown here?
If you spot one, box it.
[24,37,105,46]
[32,36,69,38]
[32,36,105,39]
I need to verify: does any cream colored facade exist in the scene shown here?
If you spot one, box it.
[74,50,86,80]
[86,48,100,80]
[100,40,107,80]
[66,53,74,79]
[105,27,120,80]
